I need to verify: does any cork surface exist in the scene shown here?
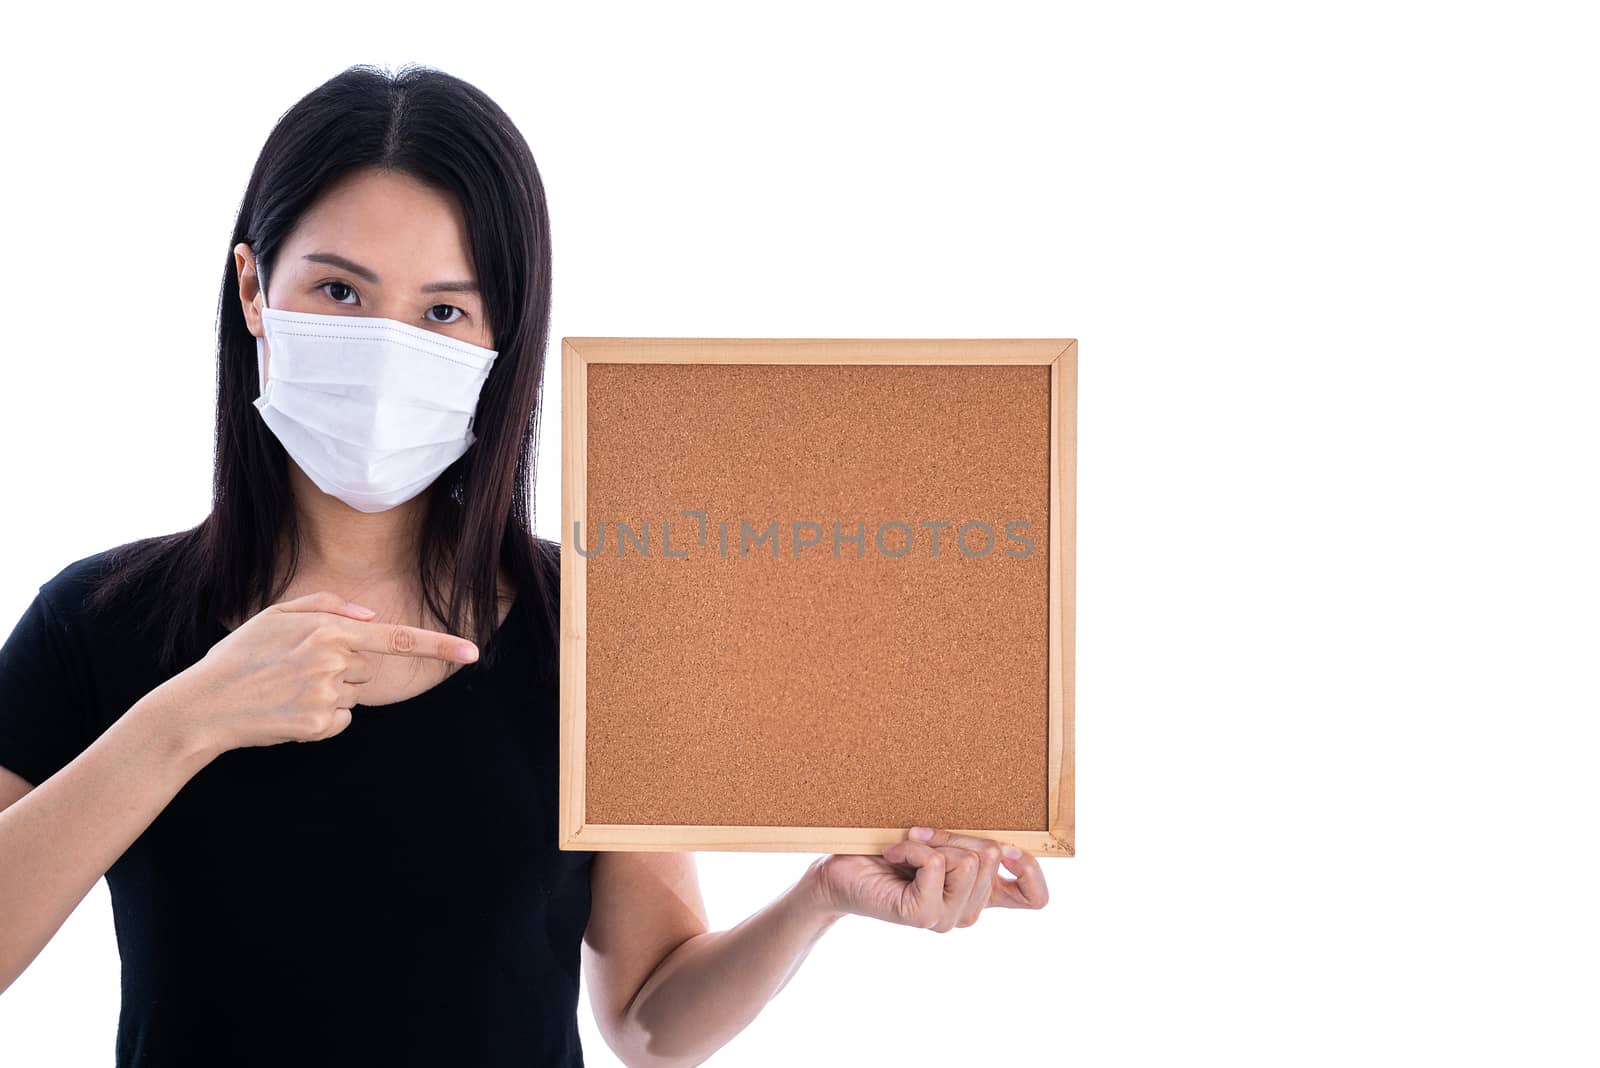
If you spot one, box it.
[583,361,1051,831]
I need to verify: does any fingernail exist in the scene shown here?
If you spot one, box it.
[910,827,933,841]
[456,642,479,662]
[1003,845,1022,860]
[345,601,375,616]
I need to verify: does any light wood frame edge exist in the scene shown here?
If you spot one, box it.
[559,338,590,857]
[558,338,1077,858]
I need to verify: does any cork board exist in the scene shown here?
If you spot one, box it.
[559,338,1075,858]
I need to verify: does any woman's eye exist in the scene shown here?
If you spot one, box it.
[318,282,464,326]
[320,281,359,304]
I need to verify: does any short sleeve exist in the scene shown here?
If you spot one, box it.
[0,588,96,788]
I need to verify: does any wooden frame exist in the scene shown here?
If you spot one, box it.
[559,338,1076,858]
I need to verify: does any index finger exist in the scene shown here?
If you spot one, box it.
[917,828,1050,910]
[329,615,479,663]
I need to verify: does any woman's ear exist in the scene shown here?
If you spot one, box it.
[233,241,265,337]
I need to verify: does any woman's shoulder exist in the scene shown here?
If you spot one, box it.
[37,544,127,610]
[36,533,183,625]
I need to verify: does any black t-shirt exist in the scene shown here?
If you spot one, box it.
[0,547,595,1067]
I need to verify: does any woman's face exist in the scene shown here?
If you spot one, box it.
[234,166,494,387]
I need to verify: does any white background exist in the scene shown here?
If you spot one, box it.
[1,1,1596,1065]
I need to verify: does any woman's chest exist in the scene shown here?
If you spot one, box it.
[146,683,573,902]
[106,689,595,1004]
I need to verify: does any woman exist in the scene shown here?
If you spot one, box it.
[0,63,1049,1066]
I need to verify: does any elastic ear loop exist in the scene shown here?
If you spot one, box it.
[255,261,270,396]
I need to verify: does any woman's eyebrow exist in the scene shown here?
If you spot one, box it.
[419,278,479,295]
[301,251,478,294]
[302,251,380,282]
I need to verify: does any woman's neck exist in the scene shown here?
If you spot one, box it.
[289,469,430,588]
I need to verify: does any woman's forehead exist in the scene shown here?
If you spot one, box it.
[284,170,475,277]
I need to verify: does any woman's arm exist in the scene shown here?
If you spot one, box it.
[583,829,1049,1068]
[1,590,493,994]
[582,851,843,1068]
[0,686,216,993]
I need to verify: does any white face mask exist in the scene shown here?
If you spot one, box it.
[252,265,498,513]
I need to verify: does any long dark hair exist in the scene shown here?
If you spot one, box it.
[86,62,559,682]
